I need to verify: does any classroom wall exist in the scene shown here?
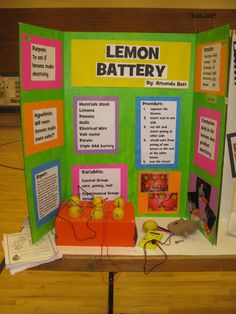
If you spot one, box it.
[0,3,236,73]
[1,8,236,74]
[0,0,236,9]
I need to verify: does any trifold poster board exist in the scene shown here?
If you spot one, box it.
[19,23,230,245]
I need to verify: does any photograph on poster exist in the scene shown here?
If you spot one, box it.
[136,97,180,168]
[187,173,218,242]
[148,192,178,212]
[138,171,181,214]
[21,34,62,90]
[73,96,118,154]
[141,173,168,192]
[227,132,236,177]
[32,160,62,228]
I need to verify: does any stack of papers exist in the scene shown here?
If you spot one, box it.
[2,227,62,275]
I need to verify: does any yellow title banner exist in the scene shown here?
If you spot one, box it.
[71,40,192,88]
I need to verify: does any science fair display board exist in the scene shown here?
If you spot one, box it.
[19,23,230,244]
[187,26,229,244]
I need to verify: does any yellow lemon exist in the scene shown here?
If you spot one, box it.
[142,220,158,233]
[68,205,81,218]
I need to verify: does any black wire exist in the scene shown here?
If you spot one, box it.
[143,234,173,275]
[0,140,22,147]
[0,140,24,170]
[143,240,168,275]
[159,233,173,246]
[78,185,95,198]
[0,257,5,274]
[0,163,24,171]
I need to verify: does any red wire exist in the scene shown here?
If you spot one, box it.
[57,196,122,285]
[143,234,173,274]
[56,213,97,241]
[56,200,97,241]
[99,205,122,285]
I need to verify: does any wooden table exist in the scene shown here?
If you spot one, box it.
[1,249,236,314]
[32,253,236,272]
[1,216,236,313]
[35,253,236,314]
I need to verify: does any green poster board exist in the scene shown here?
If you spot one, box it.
[20,24,65,242]
[188,25,229,244]
[19,23,229,244]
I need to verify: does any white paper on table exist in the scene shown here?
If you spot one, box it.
[3,229,61,271]
[5,251,62,275]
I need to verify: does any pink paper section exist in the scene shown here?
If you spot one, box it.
[72,164,128,200]
[21,34,62,90]
[194,108,221,176]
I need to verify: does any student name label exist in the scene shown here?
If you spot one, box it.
[139,99,179,166]
[74,97,117,153]
[33,108,58,144]
[31,44,55,81]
